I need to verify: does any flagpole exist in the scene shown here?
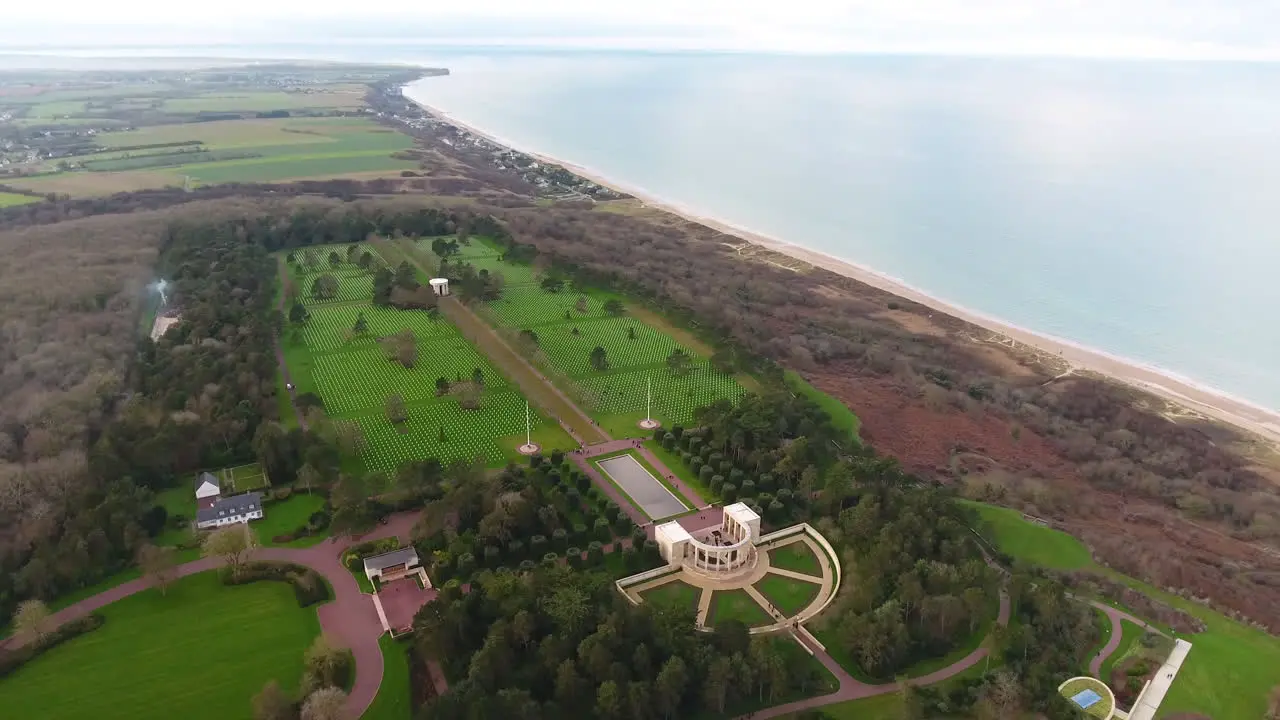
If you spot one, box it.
[646,375,651,423]
[525,400,531,447]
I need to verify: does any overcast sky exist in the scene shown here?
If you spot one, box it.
[5,0,1280,60]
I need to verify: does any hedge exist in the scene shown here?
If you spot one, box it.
[0,613,105,678]
[222,562,331,607]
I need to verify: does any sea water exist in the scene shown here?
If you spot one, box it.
[401,52,1280,412]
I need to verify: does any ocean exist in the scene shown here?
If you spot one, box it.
[11,45,1280,411]
[400,51,1280,413]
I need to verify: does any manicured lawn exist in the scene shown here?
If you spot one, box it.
[256,494,327,545]
[1059,677,1113,718]
[754,574,821,616]
[0,571,320,720]
[959,500,1094,570]
[964,499,1280,719]
[639,580,701,611]
[643,439,718,502]
[767,541,823,577]
[708,589,773,627]
[363,635,413,720]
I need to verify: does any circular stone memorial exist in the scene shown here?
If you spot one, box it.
[517,442,541,456]
[638,418,661,430]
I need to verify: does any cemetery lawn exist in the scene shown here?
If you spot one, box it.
[0,572,319,720]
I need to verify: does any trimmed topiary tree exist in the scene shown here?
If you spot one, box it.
[662,432,676,450]
[530,534,548,555]
[456,552,476,577]
[722,483,738,502]
[587,541,604,565]
[671,424,684,440]
[542,552,559,568]
[518,559,537,572]
[507,539,526,560]
[550,449,565,465]
[594,517,611,542]
[551,528,568,550]
[710,474,725,492]
[566,547,583,568]
[758,473,775,492]
[483,545,500,566]
[740,479,757,499]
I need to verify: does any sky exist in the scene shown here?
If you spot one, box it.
[3,0,1279,61]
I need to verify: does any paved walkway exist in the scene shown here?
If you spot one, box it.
[274,260,308,430]
[8,511,423,718]
[1088,600,1165,676]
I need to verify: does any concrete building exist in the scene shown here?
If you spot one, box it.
[429,278,450,297]
[655,502,761,577]
[363,547,421,584]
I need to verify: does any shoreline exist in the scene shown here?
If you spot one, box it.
[403,86,1280,446]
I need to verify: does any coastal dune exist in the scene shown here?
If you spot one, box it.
[407,96,1280,446]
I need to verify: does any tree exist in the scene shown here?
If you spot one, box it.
[665,349,692,376]
[517,329,539,349]
[334,421,366,457]
[438,427,448,443]
[435,377,451,396]
[385,394,408,424]
[138,543,178,595]
[303,634,352,690]
[311,275,339,300]
[300,687,347,720]
[327,251,341,268]
[352,312,368,335]
[627,326,637,340]
[653,656,688,719]
[203,524,256,577]
[575,296,589,313]
[596,680,623,719]
[345,244,358,263]
[458,384,482,410]
[703,656,732,714]
[541,276,566,293]
[590,346,610,372]
[297,463,322,495]
[395,260,417,288]
[252,680,296,720]
[603,298,624,316]
[472,368,485,387]
[13,599,53,643]
[289,301,310,324]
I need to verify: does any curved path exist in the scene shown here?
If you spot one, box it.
[1087,600,1165,677]
[8,511,422,719]
[748,586,1012,719]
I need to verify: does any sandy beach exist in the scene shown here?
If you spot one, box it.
[408,94,1280,446]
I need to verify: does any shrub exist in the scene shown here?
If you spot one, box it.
[594,517,611,542]
[576,473,591,493]
[550,449,565,465]
[518,560,537,572]
[271,487,294,502]
[740,479,757,498]
[719,460,733,475]
[662,433,676,450]
[551,528,568,550]
[690,457,703,474]
[223,562,330,607]
[566,488,582,506]
[710,474,725,492]
[587,541,604,565]
[530,534,548,555]
[642,539,661,564]
[573,522,589,543]
[728,468,744,485]
[530,453,544,468]
[768,499,785,520]
[613,514,631,534]
[671,424,684,440]
[631,526,648,547]
[566,547,583,568]
[699,465,714,484]
[722,483,738,502]
[507,539,526,560]
[652,426,665,442]
[455,553,476,577]
[483,546,500,566]
[605,501,621,522]
[758,473,775,492]
[622,545,640,571]
[680,450,692,464]
[0,613,105,678]
[776,487,793,504]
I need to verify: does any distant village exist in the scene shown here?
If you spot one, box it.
[376,84,627,202]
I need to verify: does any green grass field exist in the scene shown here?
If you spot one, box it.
[642,439,719,502]
[754,574,821,616]
[255,494,327,544]
[11,118,415,195]
[639,580,701,611]
[0,192,40,207]
[785,370,860,439]
[279,249,572,473]
[960,500,1094,570]
[0,572,319,720]
[767,541,823,576]
[363,635,413,720]
[708,589,773,627]
[965,499,1280,719]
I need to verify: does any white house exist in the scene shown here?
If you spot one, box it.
[196,492,264,529]
[194,471,221,509]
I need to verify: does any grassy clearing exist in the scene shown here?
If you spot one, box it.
[639,580,701,611]
[959,500,1094,570]
[255,494,327,545]
[966,499,1280,719]
[754,574,821,615]
[767,541,823,577]
[0,572,319,720]
[363,635,413,720]
[0,192,40,207]
[708,589,773,627]
[785,370,860,439]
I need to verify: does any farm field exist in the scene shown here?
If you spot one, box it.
[0,572,320,720]
[279,246,572,473]
[413,237,747,435]
[7,117,416,195]
[0,192,40,207]
[965,499,1280,719]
